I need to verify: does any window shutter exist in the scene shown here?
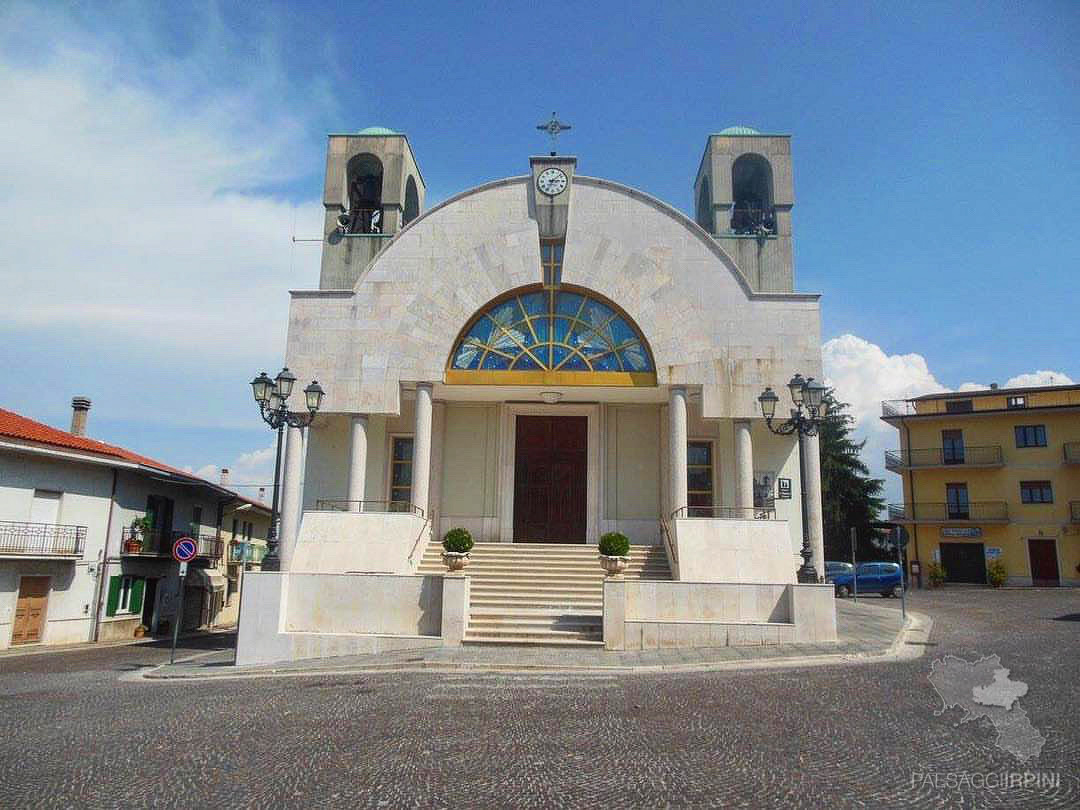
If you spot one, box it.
[129,578,146,614]
[105,575,121,617]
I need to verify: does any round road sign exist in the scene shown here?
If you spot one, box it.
[172,536,198,563]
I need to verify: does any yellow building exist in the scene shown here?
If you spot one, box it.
[883,384,1080,587]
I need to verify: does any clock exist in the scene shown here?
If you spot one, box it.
[536,167,568,196]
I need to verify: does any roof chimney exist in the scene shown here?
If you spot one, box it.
[257,487,266,502]
[219,468,230,487]
[70,397,91,437]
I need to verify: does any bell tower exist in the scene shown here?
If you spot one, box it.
[693,126,794,292]
[318,127,425,290]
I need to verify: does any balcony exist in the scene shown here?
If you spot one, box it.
[885,446,1004,471]
[881,400,918,418]
[670,505,776,520]
[1065,442,1080,464]
[887,502,1009,524]
[0,521,87,558]
[121,528,224,561]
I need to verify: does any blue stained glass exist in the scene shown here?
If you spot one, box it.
[555,292,584,316]
[449,288,653,375]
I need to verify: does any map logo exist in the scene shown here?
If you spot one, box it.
[929,654,1046,762]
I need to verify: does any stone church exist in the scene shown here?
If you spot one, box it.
[237,124,834,659]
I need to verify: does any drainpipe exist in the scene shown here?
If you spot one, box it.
[902,418,921,588]
[91,467,120,642]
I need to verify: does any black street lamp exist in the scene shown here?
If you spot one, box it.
[759,374,828,584]
[250,367,325,571]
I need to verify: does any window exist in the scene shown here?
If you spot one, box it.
[942,430,965,464]
[540,239,564,287]
[730,154,775,234]
[390,436,414,511]
[1020,481,1053,504]
[106,575,145,617]
[1015,425,1047,448]
[686,441,714,517]
[945,399,974,413]
[946,484,970,519]
[231,518,239,540]
[191,506,203,534]
[450,287,654,374]
[1007,395,1026,409]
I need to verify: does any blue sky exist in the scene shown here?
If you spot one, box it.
[0,1,1077,498]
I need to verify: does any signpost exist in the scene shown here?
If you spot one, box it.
[170,537,198,664]
[850,526,858,603]
[893,527,907,620]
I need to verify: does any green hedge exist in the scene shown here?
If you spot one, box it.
[598,532,630,557]
[442,527,474,554]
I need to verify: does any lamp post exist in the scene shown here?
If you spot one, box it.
[250,368,325,571]
[758,374,828,584]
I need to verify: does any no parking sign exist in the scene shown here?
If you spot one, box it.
[172,536,197,563]
[170,536,197,663]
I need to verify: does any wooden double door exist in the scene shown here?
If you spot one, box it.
[12,576,50,645]
[513,416,587,543]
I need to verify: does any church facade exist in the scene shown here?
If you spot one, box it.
[276,124,825,573]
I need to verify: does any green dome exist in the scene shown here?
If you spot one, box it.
[357,126,398,135]
[718,125,760,135]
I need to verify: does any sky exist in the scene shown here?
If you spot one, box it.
[0,0,1077,502]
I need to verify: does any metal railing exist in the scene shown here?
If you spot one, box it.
[729,204,777,235]
[881,400,919,418]
[339,206,384,234]
[887,502,1009,523]
[1065,443,1080,464]
[229,542,247,563]
[1070,502,1080,523]
[670,505,776,520]
[314,499,426,518]
[659,517,678,565]
[121,528,224,560]
[0,521,87,557]
[884,446,1003,469]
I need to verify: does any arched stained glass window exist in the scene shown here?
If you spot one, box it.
[448,285,655,384]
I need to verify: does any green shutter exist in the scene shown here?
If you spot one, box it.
[129,578,145,614]
[105,575,121,617]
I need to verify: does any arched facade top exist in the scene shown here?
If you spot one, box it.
[446,284,657,387]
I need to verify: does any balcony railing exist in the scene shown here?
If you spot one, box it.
[881,400,919,418]
[0,521,87,557]
[888,502,1009,523]
[121,528,224,560]
[314,499,426,518]
[729,204,777,235]
[1065,443,1080,464]
[670,506,776,520]
[1070,502,1080,523]
[884,446,1003,470]
[339,206,385,235]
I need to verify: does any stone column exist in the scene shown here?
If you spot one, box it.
[346,415,368,511]
[733,419,754,511]
[801,431,826,581]
[278,425,304,571]
[412,383,433,516]
[668,387,688,517]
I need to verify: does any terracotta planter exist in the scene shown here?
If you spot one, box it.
[124,538,142,553]
[599,554,630,578]
[442,551,471,573]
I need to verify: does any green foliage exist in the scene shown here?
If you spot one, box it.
[598,532,630,557]
[819,391,887,562]
[926,561,947,586]
[442,527,474,554]
[987,559,1007,588]
[131,515,153,536]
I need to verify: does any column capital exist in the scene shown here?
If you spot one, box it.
[415,382,434,393]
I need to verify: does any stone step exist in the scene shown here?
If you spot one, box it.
[463,628,604,645]
[416,569,667,582]
[470,597,603,610]
[468,616,601,631]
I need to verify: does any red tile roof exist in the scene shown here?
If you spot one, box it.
[0,407,265,508]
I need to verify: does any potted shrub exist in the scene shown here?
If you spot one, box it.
[927,561,947,588]
[125,516,152,553]
[598,531,631,578]
[987,559,1007,588]
[441,527,474,573]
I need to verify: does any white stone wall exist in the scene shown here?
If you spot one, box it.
[284,175,821,418]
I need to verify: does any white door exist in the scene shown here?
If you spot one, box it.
[30,490,61,525]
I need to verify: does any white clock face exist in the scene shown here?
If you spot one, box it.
[537,167,568,196]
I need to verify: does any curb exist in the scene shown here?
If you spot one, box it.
[139,612,932,682]
[0,627,236,660]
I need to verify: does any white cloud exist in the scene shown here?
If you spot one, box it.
[823,333,1074,503]
[186,443,277,500]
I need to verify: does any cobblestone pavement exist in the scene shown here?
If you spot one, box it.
[0,590,1077,808]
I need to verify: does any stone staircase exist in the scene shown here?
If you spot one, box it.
[416,542,671,646]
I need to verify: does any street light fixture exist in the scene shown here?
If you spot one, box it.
[758,373,828,584]
[250,366,324,571]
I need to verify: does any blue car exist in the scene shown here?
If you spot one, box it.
[833,562,903,598]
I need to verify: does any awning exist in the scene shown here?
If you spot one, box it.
[186,567,226,592]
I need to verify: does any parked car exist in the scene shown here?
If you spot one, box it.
[824,561,854,583]
[833,562,904,598]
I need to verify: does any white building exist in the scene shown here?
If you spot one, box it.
[0,400,267,649]
[238,126,836,662]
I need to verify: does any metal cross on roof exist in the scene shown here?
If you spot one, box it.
[537,112,571,154]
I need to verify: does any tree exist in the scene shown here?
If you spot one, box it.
[818,390,887,562]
